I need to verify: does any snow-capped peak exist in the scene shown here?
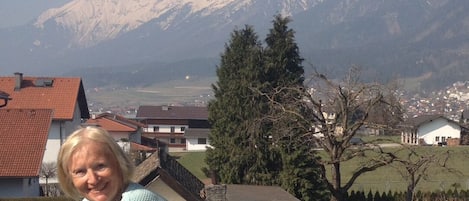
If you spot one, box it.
[34,0,313,47]
[34,0,258,47]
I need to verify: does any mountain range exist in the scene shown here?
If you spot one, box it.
[1,0,469,91]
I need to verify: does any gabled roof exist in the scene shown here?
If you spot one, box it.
[134,153,205,201]
[133,153,161,183]
[404,114,460,128]
[136,105,208,120]
[85,113,144,132]
[0,73,90,120]
[0,109,52,177]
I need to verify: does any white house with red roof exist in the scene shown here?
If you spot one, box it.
[86,113,145,143]
[0,73,89,188]
[0,73,89,163]
[85,113,157,160]
[0,109,53,198]
[136,105,211,152]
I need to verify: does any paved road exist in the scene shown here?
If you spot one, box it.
[377,143,402,148]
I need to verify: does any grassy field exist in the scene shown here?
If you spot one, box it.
[321,146,469,193]
[87,77,216,107]
[171,145,469,193]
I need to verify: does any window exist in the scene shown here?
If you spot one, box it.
[181,138,186,144]
[153,126,159,132]
[181,127,186,132]
[197,138,207,144]
[435,136,440,142]
[442,137,446,142]
[170,138,176,144]
[170,126,175,133]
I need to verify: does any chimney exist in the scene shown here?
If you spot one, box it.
[210,169,220,185]
[14,72,23,91]
[204,184,227,201]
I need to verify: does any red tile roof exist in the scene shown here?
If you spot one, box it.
[85,113,143,132]
[131,142,157,151]
[0,74,89,120]
[0,109,52,177]
[136,105,208,120]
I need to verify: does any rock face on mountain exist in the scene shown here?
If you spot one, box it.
[1,0,468,91]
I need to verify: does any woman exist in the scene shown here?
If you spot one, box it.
[57,126,167,201]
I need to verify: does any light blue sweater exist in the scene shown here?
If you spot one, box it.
[83,183,167,201]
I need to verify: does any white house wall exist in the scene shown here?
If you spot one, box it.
[43,121,61,163]
[0,178,40,198]
[43,105,83,163]
[65,103,84,135]
[109,131,130,141]
[418,118,461,145]
[186,138,212,151]
[145,125,186,133]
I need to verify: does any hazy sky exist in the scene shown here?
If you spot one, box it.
[0,0,72,28]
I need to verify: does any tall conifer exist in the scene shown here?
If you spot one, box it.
[264,15,328,200]
[206,25,275,184]
[207,15,329,200]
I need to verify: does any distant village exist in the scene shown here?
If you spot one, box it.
[87,80,469,122]
[402,81,469,121]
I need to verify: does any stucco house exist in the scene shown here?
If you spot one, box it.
[85,112,157,163]
[0,109,53,198]
[86,112,145,143]
[0,73,90,164]
[184,128,212,151]
[401,115,462,145]
[136,105,211,152]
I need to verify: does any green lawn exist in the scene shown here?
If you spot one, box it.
[170,151,209,180]
[171,146,469,193]
[320,146,469,193]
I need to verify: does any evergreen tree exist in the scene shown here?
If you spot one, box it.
[207,15,329,200]
[367,190,374,201]
[264,15,328,200]
[264,14,304,86]
[206,25,276,184]
[374,191,382,201]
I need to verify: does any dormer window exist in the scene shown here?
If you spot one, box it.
[35,78,54,87]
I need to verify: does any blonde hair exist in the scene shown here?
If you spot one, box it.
[57,126,135,199]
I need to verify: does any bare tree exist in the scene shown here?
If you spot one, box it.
[392,146,456,201]
[40,161,57,196]
[257,66,403,201]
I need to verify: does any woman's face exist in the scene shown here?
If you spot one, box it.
[69,141,123,201]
